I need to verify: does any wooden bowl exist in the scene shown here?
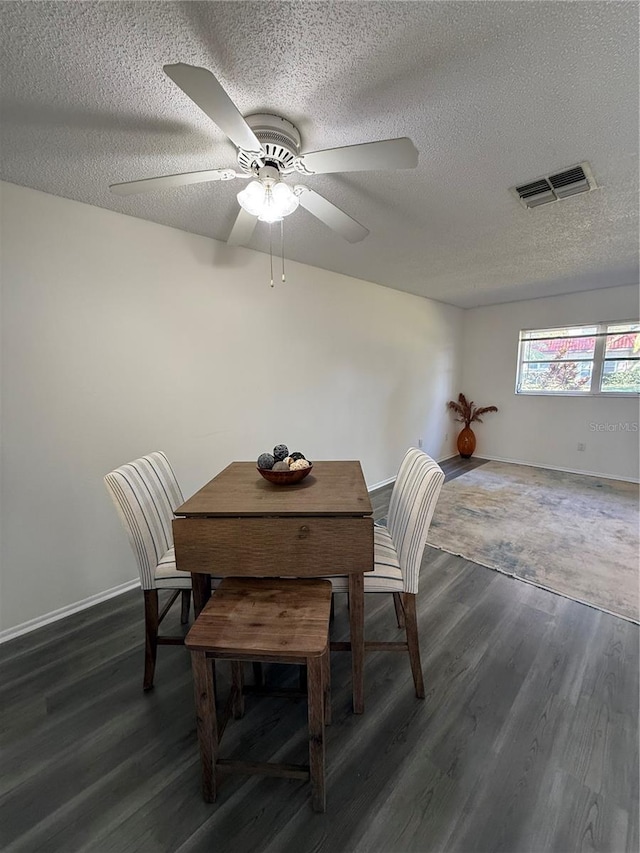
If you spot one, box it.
[257,463,313,485]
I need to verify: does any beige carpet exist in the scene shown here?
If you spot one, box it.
[427,461,639,623]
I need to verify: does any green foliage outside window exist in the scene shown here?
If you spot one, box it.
[517,322,640,395]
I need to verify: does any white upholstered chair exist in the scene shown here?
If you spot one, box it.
[330,448,444,698]
[105,451,202,691]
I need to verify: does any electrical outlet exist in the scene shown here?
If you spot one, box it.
[418,438,423,449]
[577,442,586,451]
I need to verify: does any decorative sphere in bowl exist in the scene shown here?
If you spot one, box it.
[257,462,313,485]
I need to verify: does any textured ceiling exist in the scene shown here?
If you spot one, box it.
[0,1,638,308]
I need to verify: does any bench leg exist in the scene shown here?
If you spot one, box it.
[307,655,326,812]
[191,651,218,802]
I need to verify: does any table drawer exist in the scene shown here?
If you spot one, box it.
[173,516,373,577]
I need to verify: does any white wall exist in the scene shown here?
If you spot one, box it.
[0,181,462,633]
[461,285,640,480]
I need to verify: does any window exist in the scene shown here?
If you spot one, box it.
[516,321,640,395]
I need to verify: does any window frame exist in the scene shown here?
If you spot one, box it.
[515,319,640,397]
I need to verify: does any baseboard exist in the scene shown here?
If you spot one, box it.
[368,453,457,494]
[0,453,544,643]
[0,578,140,644]
[368,476,396,493]
[437,453,459,464]
[480,454,640,484]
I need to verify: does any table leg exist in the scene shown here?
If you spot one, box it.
[348,572,365,714]
[192,573,212,618]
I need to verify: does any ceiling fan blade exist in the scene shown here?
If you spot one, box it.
[110,168,238,196]
[164,63,262,153]
[227,207,258,246]
[296,187,369,243]
[295,137,418,175]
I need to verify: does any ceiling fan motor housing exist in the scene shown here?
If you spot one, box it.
[237,114,302,175]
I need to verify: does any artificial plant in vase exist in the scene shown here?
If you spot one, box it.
[447,393,498,458]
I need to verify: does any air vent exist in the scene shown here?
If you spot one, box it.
[515,179,556,208]
[511,162,597,209]
[548,165,591,198]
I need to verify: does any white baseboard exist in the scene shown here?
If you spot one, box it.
[368,475,396,492]
[0,578,140,645]
[437,453,459,464]
[0,466,422,643]
[480,454,640,484]
[8,452,575,645]
[368,453,457,493]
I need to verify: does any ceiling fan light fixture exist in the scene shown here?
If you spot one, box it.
[113,63,417,248]
[237,175,299,223]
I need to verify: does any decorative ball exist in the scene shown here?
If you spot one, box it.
[273,444,289,461]
[284,456,294,466]
[290,451,306,461]
[257,452,275,470]
[272,460,290,471]
[290,458,310,471]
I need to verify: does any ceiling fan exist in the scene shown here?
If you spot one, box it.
[110,63,419,247]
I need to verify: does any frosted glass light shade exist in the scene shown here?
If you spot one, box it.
[236,180,266,217]
[270,182,299,217]
[237,179,299,223]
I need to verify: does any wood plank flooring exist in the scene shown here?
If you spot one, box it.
[370,455,489,522]
[1,455,637,853]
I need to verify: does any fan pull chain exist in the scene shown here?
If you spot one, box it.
[281,219,286,283]
[269,223,274,287]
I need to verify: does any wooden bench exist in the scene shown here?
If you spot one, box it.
[185,577,333,812]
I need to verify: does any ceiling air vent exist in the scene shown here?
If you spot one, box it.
[511,162,597,209]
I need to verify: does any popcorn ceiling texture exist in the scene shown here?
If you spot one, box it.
[0,1,637,307]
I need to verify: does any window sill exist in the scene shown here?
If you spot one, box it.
[515,391,640,398]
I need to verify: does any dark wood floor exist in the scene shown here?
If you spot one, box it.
[1,456,637,853]
[370,455,489,521]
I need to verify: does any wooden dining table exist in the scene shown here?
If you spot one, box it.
[172,460,374,713]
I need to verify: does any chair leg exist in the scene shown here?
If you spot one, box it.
[403,593,425,699]
[180,589,191,624]
[307,655,326,812]
[393,592,406,629]
[143,589,159,691]
[191,651,218,803]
